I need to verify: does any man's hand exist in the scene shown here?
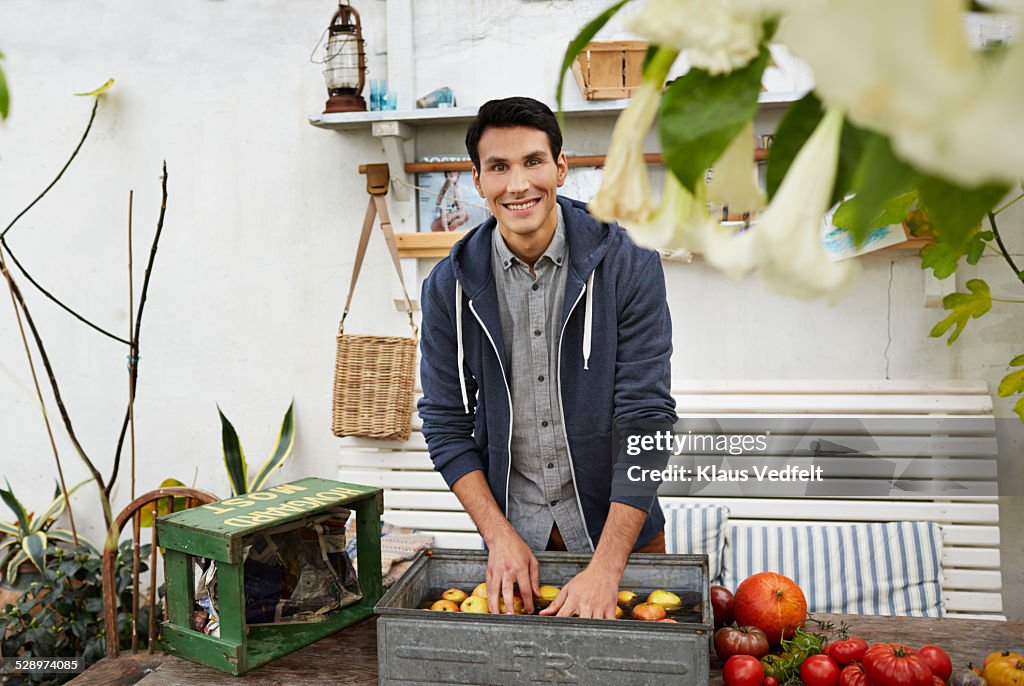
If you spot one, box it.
[485,527,540,615]
[538,560,620,619]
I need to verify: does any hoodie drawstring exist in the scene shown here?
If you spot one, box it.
[455,281,470,414]
[583,271,595,370]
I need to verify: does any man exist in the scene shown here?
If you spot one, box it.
[418,96,676,620]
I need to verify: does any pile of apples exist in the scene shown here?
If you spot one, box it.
[428,583,689,621]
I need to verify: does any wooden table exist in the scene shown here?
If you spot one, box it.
[72,614,1022,686]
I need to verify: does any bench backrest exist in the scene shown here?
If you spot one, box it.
[338,380,1002,619]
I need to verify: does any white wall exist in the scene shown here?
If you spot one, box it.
[2,1,1021,617]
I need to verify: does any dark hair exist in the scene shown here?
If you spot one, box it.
[465,97,563,171]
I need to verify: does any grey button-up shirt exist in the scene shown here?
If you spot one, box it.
[491,207,592,552]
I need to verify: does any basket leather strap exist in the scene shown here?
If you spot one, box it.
[340,193,418,337]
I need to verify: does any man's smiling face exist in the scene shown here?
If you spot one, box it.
[472,126,568,241]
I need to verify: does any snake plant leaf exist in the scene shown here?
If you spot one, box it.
[47,528,98,554]
[74,78,114,97]
[555,0,632,123]
[0,481,31,535]
[5,549,28,585]
[22,531,47,572]
[0,535,18,553]
[0,520,20,536]
[248,401,296,493]
[139,478,187,527]
[929,279,992,345]
[219,406,248,497]
[33,478,93,533]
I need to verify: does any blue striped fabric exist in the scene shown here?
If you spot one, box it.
[721,522,945,617]
[662,503,730,583]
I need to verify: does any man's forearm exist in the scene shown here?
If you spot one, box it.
[589,502,647,576]
[451,470,517,547]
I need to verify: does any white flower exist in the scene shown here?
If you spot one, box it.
[588,80,662,224]
[706,121,766,214]
[626,171,719,251]
[627,0,766,75]
[778,0,1024,186]
[753,106,860,302]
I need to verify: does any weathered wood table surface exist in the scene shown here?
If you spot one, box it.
[72,613,1022,686]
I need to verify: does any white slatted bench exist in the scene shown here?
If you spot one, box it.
[337,380,1002,619]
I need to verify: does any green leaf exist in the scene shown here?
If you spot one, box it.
[218,406,248,497]
[659,47,769,192]
[1014,397,1024,422]
[929,279,992,344]
[33,478,93,533]
[1,482,31,535]
[966,231,993,265]
[47,529,98,555]
[0,520,20,536]
[74,78,114,97]
[22,532,46,572]
[920,243,962,280]
[0,51,8,121]
[248,401,296,493]
[917,177,1009,250]
[766,93,823,199]
[555,0,632,122]
[139,478,188,527]
[998,356,1024,398]
[830,136,919,245]
[4,549,28,585]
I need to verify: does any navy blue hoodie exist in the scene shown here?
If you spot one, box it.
[418,196,676,551]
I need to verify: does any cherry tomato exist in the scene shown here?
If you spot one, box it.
[725,655,766,686]
[917,646,952,682]
[828,637,870,666]
[764,677,779,686]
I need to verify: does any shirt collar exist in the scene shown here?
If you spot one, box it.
[492,204,566,271]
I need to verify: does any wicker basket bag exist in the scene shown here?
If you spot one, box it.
[332,185,417,441]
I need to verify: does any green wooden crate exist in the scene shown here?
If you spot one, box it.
[157,477,383,675]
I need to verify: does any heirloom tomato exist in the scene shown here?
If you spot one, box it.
[917,645,952,682]
[986,654,1024,670]
[863,644,934,686]
[715,625,771,660]
[725,655,766,686]
[983,656,1024,686]
[841,663,875,686]
[712,585,736,627]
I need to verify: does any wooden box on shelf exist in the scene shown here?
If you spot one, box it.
[571,40,648,100]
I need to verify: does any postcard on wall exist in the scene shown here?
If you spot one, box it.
[820,202,907,260]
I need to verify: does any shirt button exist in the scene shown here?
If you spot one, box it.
[541,420,549,427]
[537,375,545,382]
[531,283,539,291]
[534,329,541,336]
[550,500,558,507]
[547,462,554,469]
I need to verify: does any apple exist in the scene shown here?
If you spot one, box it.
[535,585,560,610]
[430,599,460,612]
[460,595,489,613]
[632,602,668,621]
[615,605,624,619]
[648,589,683,612]
[472,582,487,598]
[658,618,678,623]
[442,588,468,604]
[617,590,639,609]
[499,593,527,615]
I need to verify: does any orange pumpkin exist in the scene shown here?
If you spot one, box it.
[732,572,808,644]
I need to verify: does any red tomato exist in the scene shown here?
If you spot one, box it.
[933,677,946,686]
[802,655,842,686]
[918,646,953,682]
[863,644,934,686]
[764,677,779,686]
[724,655,765,686]
[829,637,870,666]
[712,585,736,628]
[841,663,875,686]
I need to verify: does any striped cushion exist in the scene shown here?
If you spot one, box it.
[722,521,944,617]
[662,503,730,583]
